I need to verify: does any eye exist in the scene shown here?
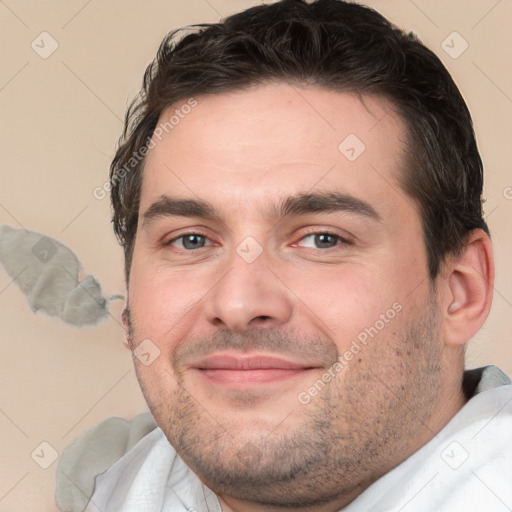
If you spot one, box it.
[296,232,349,249]
[168,233,212,250]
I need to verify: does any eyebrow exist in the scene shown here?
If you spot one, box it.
[276,192,380,221]
[142,191,380,227]
[143,197,218,227]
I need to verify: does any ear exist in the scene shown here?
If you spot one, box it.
[121,306,132,351]
[439,229,494,346]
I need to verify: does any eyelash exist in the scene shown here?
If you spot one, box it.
[165,232,214,251]
[294,230,352,249]
[165,230,352,252]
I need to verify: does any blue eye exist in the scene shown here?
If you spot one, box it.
[298,233,346,249]
[170,234,209,250]
[166,231,349,252]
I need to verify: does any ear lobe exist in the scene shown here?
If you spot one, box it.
[442,229,494,346]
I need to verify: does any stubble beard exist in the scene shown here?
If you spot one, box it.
[128,294,444,508]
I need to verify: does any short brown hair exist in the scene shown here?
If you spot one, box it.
[110,0,488,282]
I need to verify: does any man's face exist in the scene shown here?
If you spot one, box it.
[126,83,447,507]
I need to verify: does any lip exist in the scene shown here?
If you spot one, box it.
[191,352,319,385]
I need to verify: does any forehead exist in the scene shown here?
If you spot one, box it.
[141,82,408,216]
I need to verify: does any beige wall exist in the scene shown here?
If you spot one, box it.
[1,1,510,509]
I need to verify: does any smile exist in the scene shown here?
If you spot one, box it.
[191,352,319,386]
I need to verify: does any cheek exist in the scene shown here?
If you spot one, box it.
[289,264,390,348]
[128,257,211,350]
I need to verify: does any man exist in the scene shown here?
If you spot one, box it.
[63,0,512,510]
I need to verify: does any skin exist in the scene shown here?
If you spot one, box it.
[123,82,494,511]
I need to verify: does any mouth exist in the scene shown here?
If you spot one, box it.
[190,352,320,386]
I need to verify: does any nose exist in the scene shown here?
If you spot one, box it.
[203,246,293,332]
